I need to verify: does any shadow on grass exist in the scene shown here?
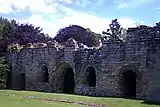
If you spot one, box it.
[95,95,139,100]
[92,95,160,106]
[141,100,160,106]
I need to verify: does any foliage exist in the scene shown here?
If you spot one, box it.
[0,17,53,88]
[54,25,101,47]
[5,24,52,46]
[102,19,122,35]
[102,19,127,41]
[0,57,9,89]
[0,17,53,53]
[0,18,13,55]
[86,28,102,46]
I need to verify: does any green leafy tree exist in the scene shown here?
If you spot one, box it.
[0,17,53,54]
[0,57,9,89]
[55,25,102,47]
[102,19,126,41]
[0,17,53,88]
[0,20,13,55]
[86,28,102,46]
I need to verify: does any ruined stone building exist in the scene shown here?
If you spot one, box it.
[6,26,160,102]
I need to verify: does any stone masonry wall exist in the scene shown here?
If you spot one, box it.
[7,32,160,102]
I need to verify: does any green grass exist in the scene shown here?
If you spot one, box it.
[0,90,160,107]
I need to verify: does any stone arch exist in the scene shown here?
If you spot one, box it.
[54,61,75,93]
[118,65,143,98]
[54,61,75,76]
[16,65,25,73]
[82,65,97,87]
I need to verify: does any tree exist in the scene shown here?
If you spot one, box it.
[102,19,125,41]
[54,25,101,47]
[86,28,102,46]
[5,24,52,46]
[0,17,13,55]
[0,17,53,53]
[0,57,9,89]
[0,17,54,88]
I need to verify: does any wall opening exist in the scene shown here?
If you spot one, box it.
[19,73,25,90]
[42,65,49,83]
[63,67,74,94]
[122,70,137,98]
[86,66,96,87]
[6,66,12,89]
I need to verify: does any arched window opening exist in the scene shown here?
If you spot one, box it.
[86,66,96,87]
[42,65,49,83]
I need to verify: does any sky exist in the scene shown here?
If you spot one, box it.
[0,0,160,37]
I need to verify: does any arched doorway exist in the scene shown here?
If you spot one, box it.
[63,67,74,94]
[41,65,49,83]
[122,70,137,98]
[19,73,25,90]
[85,66,96,87]
[6,66,12,89]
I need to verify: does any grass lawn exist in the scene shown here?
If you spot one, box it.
[0,90,160,107]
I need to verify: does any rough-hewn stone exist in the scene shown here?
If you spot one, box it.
[6,29,160,102]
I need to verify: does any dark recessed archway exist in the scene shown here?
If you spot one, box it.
[6,66,12,89]
[122,70,137,98]
[41,65,49,83]
[85,66,96,87]
[19,73,25,90]
[63,67,74,94]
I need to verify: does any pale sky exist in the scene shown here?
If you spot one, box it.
[0,0,159,37]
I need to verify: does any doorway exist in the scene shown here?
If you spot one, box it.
[122,70,137,98]
[63,67,74,94]
[19,73,25,90]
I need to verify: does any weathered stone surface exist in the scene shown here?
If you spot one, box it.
[6,31,160,102]
[148,88,160,102]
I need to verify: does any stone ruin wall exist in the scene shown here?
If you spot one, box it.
[6,28,160,102]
